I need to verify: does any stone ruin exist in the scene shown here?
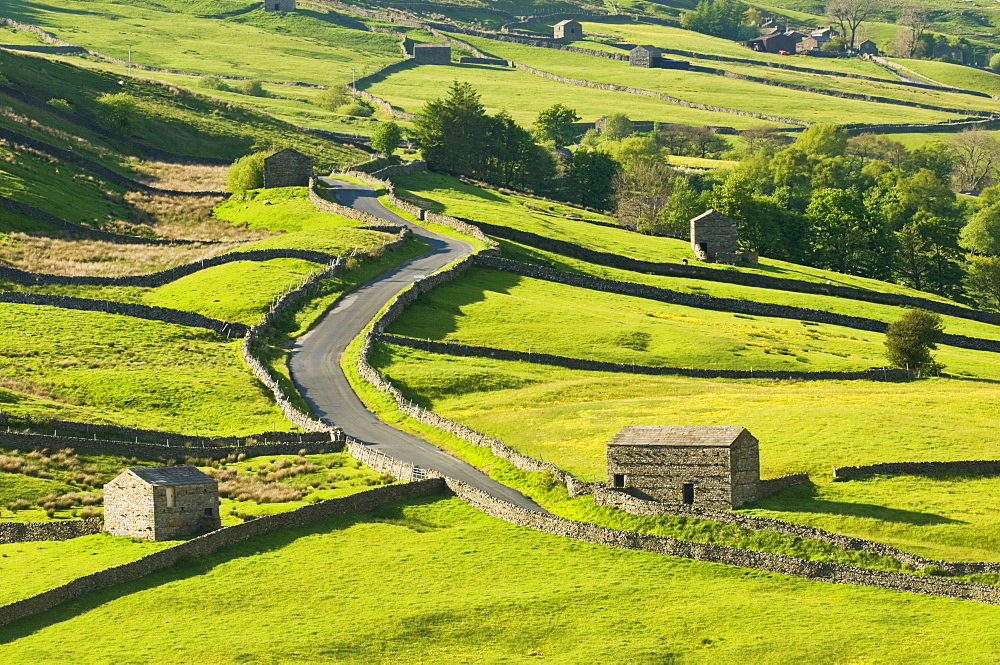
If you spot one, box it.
[104,465,220,541]
[690,209,757,265]
[263,148,313,189]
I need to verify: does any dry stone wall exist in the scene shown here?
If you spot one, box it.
[377,333,908,381]
[833,459,1000,481]
[0,479,446,627]
[0,291,247,337]
[0,248,336,287]
[0,518,103,545]
[467,222,1000,326]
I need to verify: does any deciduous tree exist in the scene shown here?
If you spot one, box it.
[826,0,882,50]
[884,308,944,376]
[533,104,580,148]
[371,121,402,157]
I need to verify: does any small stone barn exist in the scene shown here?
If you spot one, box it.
[606,426,761,509]
[264,0,296,11]
[263,148,313,188]
[553,19,582,40]
[412,43,451,64]
[629,45,661,67]
[104,466,220,541]
[858,40,878,56]
[690,208,757,264]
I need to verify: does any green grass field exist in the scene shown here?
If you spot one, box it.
[5,496,1000,662]
[0,303,284,434]
[367,60,790,129]
[457,35,965,125]
[887,57,1000,97]
[3,1,401,87]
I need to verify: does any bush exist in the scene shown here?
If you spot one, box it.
[990,53,1000,74]
[95,92,139,134]
[225,151,268,192]
[315,84,350,111]
[46,98,72,112]
[200,76,233,92]
[337,100,374,117]
[237,80,267,97]
[884,309,944,377]
[371,121,403,156]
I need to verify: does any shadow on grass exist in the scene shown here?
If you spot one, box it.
[748,482,965,526]
[0,495,450,643]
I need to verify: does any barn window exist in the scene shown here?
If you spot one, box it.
[165,486,176,508]
[612,474,625,488]
[204,507,213,517]
[682,483,695,505]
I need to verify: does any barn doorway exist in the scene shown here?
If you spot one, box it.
[613,474,625,488]
[682,483,695,504]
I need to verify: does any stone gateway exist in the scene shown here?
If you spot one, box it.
[103,466,221,541]
[606,426,761,509]
[263,148,313,189]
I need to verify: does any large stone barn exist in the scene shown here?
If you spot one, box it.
[263,148,313,188]
[412,43,452,64]
[264,0,296,11]
[104,466,220,541]
[606,426,762,509]
[553,20,582,40]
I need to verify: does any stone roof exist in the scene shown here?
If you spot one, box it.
[631,44,660,54]
[413,43,451,49]
[128,465,216,486]
[554,19,580,27]
[607,426,751,447]
[690,208,732,225]
[264,147,309,162]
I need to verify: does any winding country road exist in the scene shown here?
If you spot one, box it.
[288,178,545,512]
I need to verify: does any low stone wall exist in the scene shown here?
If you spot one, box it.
[833,459,1000,481]
[589,487,1000,576]
[370,160,428,179]
[0,248,336,287]
[512,62,808,126]
[458,56,510,66]
[377,334,909,381]
[0,195,205,246]
[0,44,84,54]
[0,479,446,627]
[445,477,1000,604]
[0,430,343,462]
[344,438,416,480]
[467,222,1000,327]
[309,184,392,227]
[473,256,1000,356]
[0,291,246,337]
[756,472,810,497]
[0,518,104,545]
[350,59,421,120]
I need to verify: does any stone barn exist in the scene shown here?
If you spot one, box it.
[263,148,313,188]
[858,40,878,56]
[104,466,220,541]
[606,426,761,509]
[264,0,295,11]
[412,43,451,64]
[553,20,582,40]
[690,208,758,264]
[629,45,661,68]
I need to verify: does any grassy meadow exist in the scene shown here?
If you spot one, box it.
[457,35,965,125]
[4,497,1000,662]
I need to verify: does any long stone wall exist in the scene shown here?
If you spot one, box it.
[0,518,104,545]
[472,256,1000,356]
[466,221,1000,326]
[444,477,1000,604]
[833,459,1000,481]
[0,290,247,337]
[377,333,909,381]
[0,248,336,287]
[0,479,446,628]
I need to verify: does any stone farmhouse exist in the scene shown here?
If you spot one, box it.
[264,0,296,12]
[690,209,756,265]
[553,19,582,40]
[263,148,313,188]
[104,466,220,541]
[739,31,802,54]
[412,43,451,64]
[606,426,761,509]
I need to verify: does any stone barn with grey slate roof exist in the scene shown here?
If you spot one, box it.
[264,0,296,11]
[263,148,313,189]
[553,20,582,40]
[412,43,452,64]
[690,209,756,265]
[104,466,220,541]
[629,45,661,67]
[606,426,761,509]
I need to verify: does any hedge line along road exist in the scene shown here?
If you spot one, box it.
[289,177,546,513]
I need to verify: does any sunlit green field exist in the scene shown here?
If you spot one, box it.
[6,496,1000,663]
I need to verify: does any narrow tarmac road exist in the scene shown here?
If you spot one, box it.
[288,178,545,512]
